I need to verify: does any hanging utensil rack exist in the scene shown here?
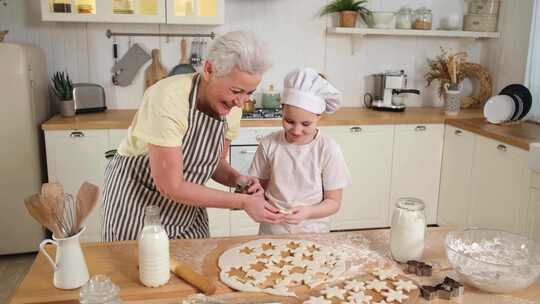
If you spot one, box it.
[106,29,216,40]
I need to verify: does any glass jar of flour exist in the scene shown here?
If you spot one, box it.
[390,198,427,263]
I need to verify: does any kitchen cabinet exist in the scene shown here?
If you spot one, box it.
[166,0,224,25]
[390,124,444,225]
[229,210,259,236]
[41,0,223,24]
[44,130,109,242]
[108,129,128,150]
[204,179,230,237]
[322,125,394,230]
[527,186,540,242]
[438,126,476,228]
[469,135,530,234]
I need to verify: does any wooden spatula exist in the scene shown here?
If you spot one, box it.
[75,182,100,232]
[41,183,67,237]
[24,194,63,237]
[144,48,168,90]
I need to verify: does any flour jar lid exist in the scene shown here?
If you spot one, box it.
[396,197,425,211]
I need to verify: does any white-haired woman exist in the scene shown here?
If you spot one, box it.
[101,31,284,241]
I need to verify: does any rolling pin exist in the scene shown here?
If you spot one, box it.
[170,259,217,295]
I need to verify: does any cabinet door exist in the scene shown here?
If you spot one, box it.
[527,187,540,242]
[103,0,166,23]
[469,136,530,234]
[166,0,224,24]
[229,210,259,236]
[108,129,128,151]
[45,130,108,242]
[41,0,106,22]
[390,124,444,225]
[323,125,394,230]
[205,179,230,237]
[438,126,475,228]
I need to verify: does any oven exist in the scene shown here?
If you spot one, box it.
[229,127,280,175]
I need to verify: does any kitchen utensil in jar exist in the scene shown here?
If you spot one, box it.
[75,182,100,233]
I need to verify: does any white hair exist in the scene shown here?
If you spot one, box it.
[207,31,272,77]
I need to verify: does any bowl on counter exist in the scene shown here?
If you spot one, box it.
[369,12,396,29]
[445,228,540,293]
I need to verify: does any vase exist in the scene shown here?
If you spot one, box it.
[444,89,461,115]
[59,99,76,117]
[340,11,358,27]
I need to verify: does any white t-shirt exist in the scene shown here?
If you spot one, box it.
[249,130,351,234]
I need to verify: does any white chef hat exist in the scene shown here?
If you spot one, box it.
[282,68,342,114]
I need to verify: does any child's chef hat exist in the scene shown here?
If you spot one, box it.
[282,68,342,114]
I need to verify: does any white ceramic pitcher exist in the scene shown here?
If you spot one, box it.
[39,227,90,289]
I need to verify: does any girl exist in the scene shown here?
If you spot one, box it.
[249,68,351,234]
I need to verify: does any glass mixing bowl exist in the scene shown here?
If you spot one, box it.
[445,228,540,293]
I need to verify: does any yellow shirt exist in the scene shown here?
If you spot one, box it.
[118,74,242,156]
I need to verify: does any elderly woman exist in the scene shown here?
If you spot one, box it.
[101,31,284,241]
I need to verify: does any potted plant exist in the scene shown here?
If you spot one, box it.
[320,0,371,28]
[51,71,75,117]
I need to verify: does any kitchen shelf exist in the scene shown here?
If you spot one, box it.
[327,27,501,39]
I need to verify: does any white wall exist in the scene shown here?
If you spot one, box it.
[0,0,504,110]
[481,0,534,94]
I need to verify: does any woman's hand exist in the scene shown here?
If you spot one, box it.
[235,175,264,196]
[284,206,313,225]
[242,195,284,224]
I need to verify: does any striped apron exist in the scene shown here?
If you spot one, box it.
[101,75,225,241]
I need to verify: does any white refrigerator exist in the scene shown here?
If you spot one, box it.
[0,43,49,254]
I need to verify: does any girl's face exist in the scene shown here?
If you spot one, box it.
[282,104,321,145]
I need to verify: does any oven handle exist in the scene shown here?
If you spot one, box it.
[239,149,257,154]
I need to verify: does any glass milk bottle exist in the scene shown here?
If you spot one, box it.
[389,198,427,263]
[138,205,170,287]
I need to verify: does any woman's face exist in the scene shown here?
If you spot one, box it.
[202,62,261,117]
[282,105,321,145]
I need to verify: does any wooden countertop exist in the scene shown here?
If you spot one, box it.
[447,118,540,151]
[42,107,540,151]
[41,107,483,130]
[9,227,540,304]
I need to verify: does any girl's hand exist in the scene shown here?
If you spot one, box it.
[284,206,313,225]
[235,175,264,196]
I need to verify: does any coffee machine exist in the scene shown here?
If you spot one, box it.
[364,70,420,112]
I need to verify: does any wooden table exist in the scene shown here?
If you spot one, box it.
[9,227,540,304]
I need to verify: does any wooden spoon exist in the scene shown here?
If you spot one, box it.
[75,182,100,232]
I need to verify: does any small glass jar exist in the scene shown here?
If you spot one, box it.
[413,7,433,30]
[79,275,122,304]
[396,7,413,29]
[390,198,427,263]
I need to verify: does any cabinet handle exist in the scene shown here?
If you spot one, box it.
[105,150,117,159]
[497,144,507,152]
[350,126,362,133]
[415,126,427,132]
[240,149,257,154]
[70,131,84,138]
[454,130,463,136]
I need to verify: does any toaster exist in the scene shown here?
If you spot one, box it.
[72,83,107,114]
